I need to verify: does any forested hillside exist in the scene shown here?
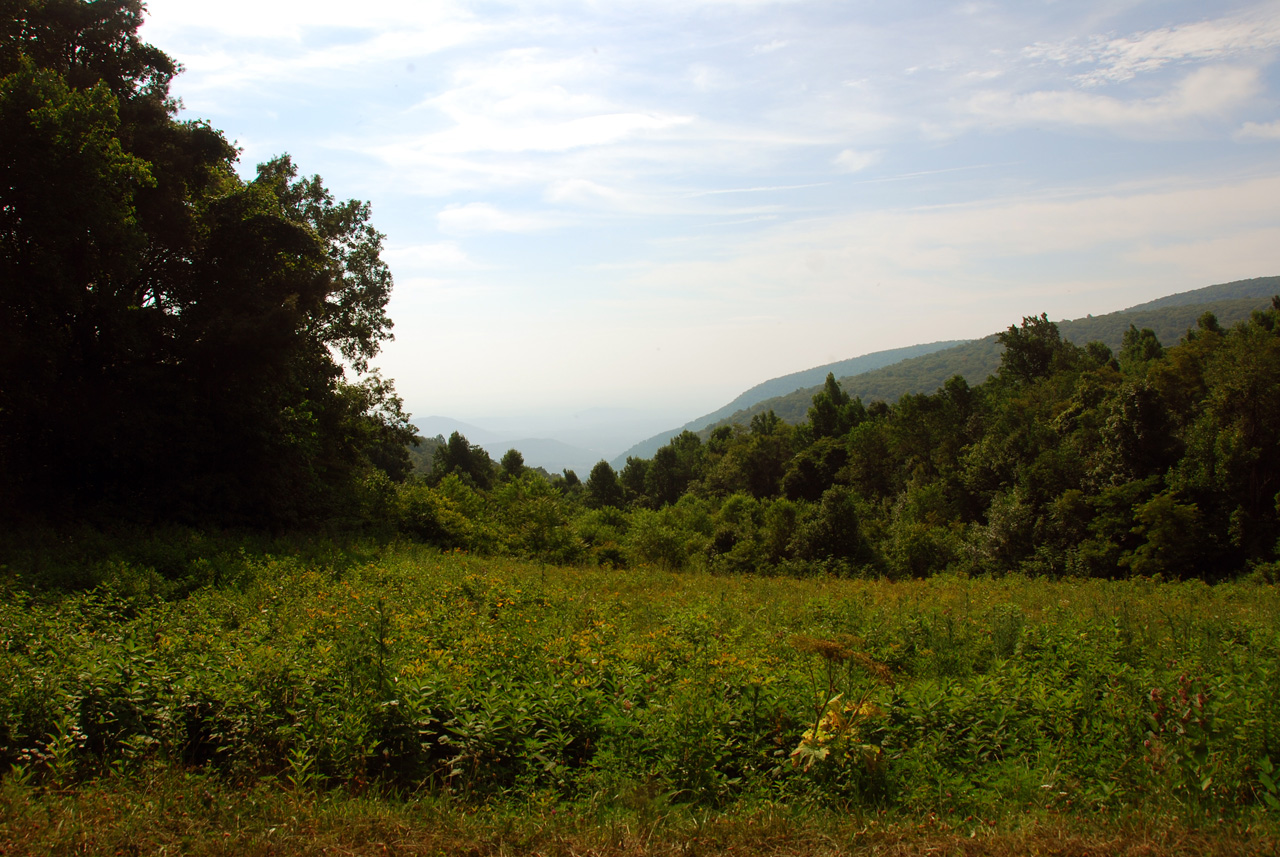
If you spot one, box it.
[712,286,1276,429]
[617,339,965,463]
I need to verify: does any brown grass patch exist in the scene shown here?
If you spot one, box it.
[2,770,1275,857]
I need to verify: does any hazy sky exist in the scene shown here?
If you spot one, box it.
[140,0,1280,426]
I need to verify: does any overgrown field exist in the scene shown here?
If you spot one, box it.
[2,531,1279,853]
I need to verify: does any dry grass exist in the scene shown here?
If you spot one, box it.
[3,770,1275,857]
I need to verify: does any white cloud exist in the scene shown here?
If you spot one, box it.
[143,0,470,41]
[429,111,692,154]
[408,49,695,155]
[684,182,826,197]
[1025,5,1280,86]
[879,174,1280,259]
[437,203,561,234]
[688,63,730,92]
[834,148,879,173]
[752,40,789,54]
[1236,119,1280,140]
[610,171,1280,319]
[545,179,634,208]
[1125,227,1280,283]
[142,2,481,95]
[965,66,1261,134]
[383,241,475,269]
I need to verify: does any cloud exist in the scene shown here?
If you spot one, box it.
[1125,227,1280,283]
[834,148,878,173]
[965,66,1261,135]
[609,171,1280,319]
[411,49,696,155]
[684,182,828,197]
[1024,5,1280,86]
[142,0,470,42]
[688,63,730,92]
[142,2,481,96]
[427,111,693,155]
[1236,119,1280,140]
[878,174,1280,260]
[545,179,634,208]
[437,203,562,235]
[752,40,789,54]
[383,241,475,269]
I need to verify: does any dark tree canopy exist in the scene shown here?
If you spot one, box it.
[434,433,495,490]
[584,460,623,509]
[0,0,413,524]
[997,313,1066,385]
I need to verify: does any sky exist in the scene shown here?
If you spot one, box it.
[139,0,1280,445]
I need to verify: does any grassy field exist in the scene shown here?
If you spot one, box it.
[1,531,1278,854]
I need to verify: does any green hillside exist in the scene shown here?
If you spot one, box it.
[1127,275,1280,311]
[700,340,966,423]
[706,282,1277,430]
[614,340,965,465]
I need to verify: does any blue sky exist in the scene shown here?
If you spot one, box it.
[140,0,1280,435]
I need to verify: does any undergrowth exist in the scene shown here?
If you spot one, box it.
[0,527,1278,851]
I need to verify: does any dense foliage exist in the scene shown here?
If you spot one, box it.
[1,536,1278,827]
[712,292,1275,430]
[380,305,1280,584]
[0,0,414,525]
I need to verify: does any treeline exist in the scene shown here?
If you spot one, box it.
[372,305,1280,582]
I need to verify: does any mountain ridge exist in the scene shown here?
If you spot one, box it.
[610,340,965,466]
[612,275,1280,465]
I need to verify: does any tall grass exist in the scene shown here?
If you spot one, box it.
[1,531,1278,829]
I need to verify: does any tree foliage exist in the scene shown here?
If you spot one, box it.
[0,0,413,523]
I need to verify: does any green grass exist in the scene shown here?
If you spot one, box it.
[1,532,1278,852]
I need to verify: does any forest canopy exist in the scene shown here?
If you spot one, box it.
[0,0,414,524]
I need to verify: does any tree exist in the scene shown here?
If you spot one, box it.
[584,460,624,509]
[434,433,495,490]
[500,449,526,480]
[808,373,865,439]
[0,0,414,522]
[997,313,1068,386]
[645,431,705,507]
[781,437,847,502]
[619,457,650,506]
[1119,325,1163,374]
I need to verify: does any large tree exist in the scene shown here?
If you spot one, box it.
[584,460,623,509]
[0,0,413,523]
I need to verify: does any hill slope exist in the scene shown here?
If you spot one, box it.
[1127,275,1280,311]
[612,340,964,466]
[702,278,1278,431]
[612,276,1279,462]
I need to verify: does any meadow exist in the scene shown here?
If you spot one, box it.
[1,530,1278,854]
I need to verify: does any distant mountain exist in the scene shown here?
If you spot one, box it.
[694,277,1278,432]
[611,340,964,466]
